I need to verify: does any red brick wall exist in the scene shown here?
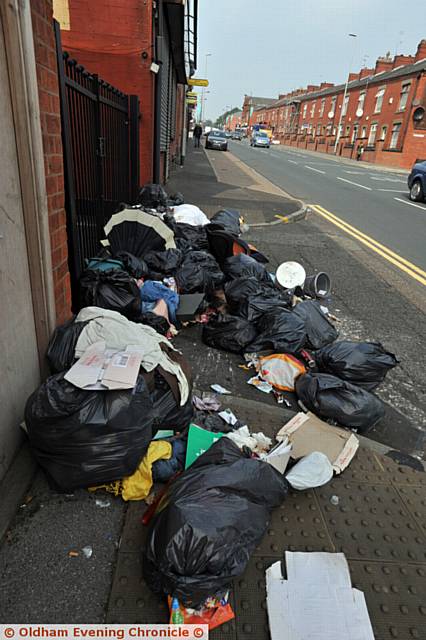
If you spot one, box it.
[61,0,155,185]
[31,0,72,325]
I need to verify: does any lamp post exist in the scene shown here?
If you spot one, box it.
[334,33,357,154]
[200,52,212,123]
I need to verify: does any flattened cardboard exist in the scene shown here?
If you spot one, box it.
[276,412,359,474]
[65,345,142,391]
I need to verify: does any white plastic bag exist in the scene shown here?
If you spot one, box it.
[285,451,333,490]
[172,204,210,226]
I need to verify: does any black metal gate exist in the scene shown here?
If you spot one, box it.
[54,21,140,300]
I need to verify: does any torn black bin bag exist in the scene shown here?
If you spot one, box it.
[202,313,258,353]
[315,340,398,391]
[79,268,141,319]
[295,372,385,431]
[144,248,183,275]
[143,438,289,607]
[137,312,170,336]
[25,374,157,491]
[292,300,338,350]
[113,251,148,279]
[247,308,306,354]
[223,254,271,283]
[175,251,225,294]
[46,318,90,373]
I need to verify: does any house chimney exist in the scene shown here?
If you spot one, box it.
[320,82,334,89]
[393,54,415,68]
[374,54,393,74]
[359,67,374,79]
[415,39,426,62]
[348,73,358,82]
[306,84,320,93]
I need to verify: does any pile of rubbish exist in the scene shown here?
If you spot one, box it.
[24,183,398,630]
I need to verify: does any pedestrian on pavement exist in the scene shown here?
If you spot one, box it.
[356,142,364,161]
[193,124,202,148]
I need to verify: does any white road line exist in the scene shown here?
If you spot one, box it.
[376,188,405,192]
[336,176,372,190]
[287,159,298,164]
[305,165,326,174]
[344,170,366,175]
[370,176,407,183]
[394,197,426,211]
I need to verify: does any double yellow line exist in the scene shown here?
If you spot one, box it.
[310,204,426,286]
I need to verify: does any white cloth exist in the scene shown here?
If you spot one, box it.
[75,307,189,405]
[172,204,210,226]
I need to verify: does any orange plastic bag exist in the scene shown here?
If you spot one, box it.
[168,595,235,631]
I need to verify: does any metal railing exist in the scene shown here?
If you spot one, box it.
[54,20,140,301]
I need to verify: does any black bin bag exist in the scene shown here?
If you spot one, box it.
[175,251,224,294]
[79,268,141,319]
[25,373,157,491]
[315,340,398,391]
[47,318,90,373]
[143,438,289,607]
[202,313,258,353]
[295,372,385,432]
[247,308,306,353]
[292,300,338,350]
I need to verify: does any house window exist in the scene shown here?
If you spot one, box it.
[374,88,385,113]
[398,83,410,111]
[317,123,322,135]
[361,126,367,138]
[310,102,316,117]
[319,98,325,117]
[357,91,366,113]
[368,123,378,145]
[332,126,337,135]
[342,95,349,116]
[326,123,332,135]
[330,96,337,114]
[345,125,350,136]
[379,125,387,141]
[389,123,402,149]
[338,124,344,139]
[302,104,308,118]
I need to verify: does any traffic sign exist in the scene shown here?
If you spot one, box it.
[188,78,209,87]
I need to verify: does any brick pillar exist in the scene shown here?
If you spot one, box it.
[31,0,72,325]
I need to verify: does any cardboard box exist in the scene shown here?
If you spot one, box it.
[276,412,359,474]
[65,344,142,391]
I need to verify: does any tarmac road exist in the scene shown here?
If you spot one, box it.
[229,141,426,283]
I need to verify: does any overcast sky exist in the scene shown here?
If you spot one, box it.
[197,0,425,121]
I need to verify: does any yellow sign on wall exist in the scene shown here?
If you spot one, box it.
[188,78,209,88]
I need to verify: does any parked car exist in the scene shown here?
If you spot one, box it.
[206,130,228,151]
[250,132,270,148]
[231,130,243,140]
[225,131,233,138]
[407,160,426,201]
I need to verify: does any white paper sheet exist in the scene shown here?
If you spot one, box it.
[266,553,375,640]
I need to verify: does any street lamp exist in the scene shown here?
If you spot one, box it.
[334,33,358,154]
[200,53,212,123]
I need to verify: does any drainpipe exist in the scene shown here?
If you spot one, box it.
[153,3,163,183]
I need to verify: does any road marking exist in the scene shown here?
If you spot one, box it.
[336,176,372,190]
[305,165,326,174]
[394,197,426,211]
[275,214,290,223]
[377,188,405,192]
[287,159,298,164]
[370,176,407,183]
[344,170,366,175]
[310,204,426,285]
